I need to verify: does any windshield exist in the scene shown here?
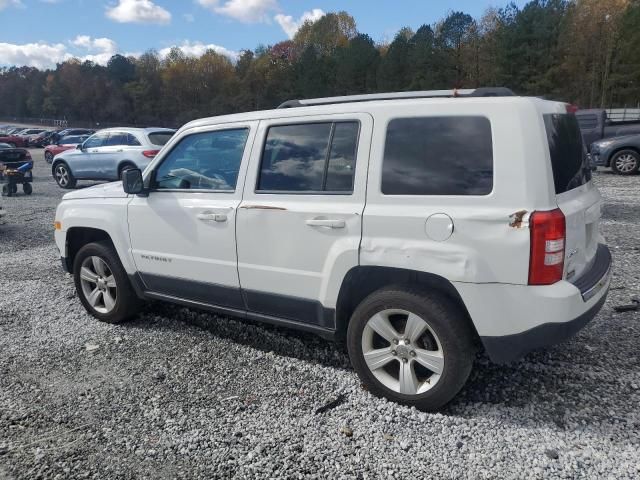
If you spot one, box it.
[544,113,591,194]
[148,131,175,146]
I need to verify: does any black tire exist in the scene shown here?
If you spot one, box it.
[44,151,54,164]
[118,163,136,180]
[347,286,475,411]
[23,183,32,195]
[53,162,77,189]
[611,149,640,175]
[1,185,8,197]
[73,241,142,324]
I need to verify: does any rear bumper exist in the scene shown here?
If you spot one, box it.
[481,293,607,363]
[455,244,612,364]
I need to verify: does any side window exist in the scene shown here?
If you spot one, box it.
[257,121,359,193]
[106,132,127,146]
[154,129,249,191]
[83,133,109,149]
[127,133,141,146]
[382,116,493,196]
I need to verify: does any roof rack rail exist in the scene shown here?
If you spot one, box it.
[277,87,516,109]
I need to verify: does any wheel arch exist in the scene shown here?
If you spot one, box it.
[64,227,114,273]
[334,266,480,344]
[117,160,137,174]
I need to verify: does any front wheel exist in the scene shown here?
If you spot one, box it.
[23,183,32,195]
[611,149,639,175]
[73,242,142,323]
[53,163,76,189]
[347,287,475,411]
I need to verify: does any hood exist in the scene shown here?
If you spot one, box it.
[62,181,128,200]
[593,134,639,147]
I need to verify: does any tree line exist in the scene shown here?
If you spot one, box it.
[1,0,639,128]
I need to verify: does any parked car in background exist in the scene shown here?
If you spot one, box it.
[44,135,91,163]
[51,128,175,188]
[0,133,27,148]
[590,134,640,175]
[14,128,47,144]
[0,143,12,149]
[29,130,59,148]
[49,128,94,146]
[577,108,640,150]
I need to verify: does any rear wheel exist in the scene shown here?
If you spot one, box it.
[23,183,32,195]
[611,149,639,175]
[347,287,475,411]
[73,242,142,324]
[53,162,76,189]
[1,185,9,197]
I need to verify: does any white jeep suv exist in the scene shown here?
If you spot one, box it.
[54,89,611,410]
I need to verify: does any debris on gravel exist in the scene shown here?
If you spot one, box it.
[1,152,639,479]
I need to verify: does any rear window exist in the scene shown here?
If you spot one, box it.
[382,116,493,195]
[148,131,174,146]
[544,114,591,194]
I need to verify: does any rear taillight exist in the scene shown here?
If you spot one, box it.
[528,208,566,285]
[565,103,579,113]
[142,150,160,158]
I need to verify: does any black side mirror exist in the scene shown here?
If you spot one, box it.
[122,168,145,195]
[76,144,82,150]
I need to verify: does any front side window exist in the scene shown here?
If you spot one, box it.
[382,116,493,195]
[154,129,249,191]
[257,121,359,193]
[83,133,109,149]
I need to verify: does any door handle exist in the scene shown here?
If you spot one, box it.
[197,212,228,222]
[306,218,346,229]
[116,149,124,152]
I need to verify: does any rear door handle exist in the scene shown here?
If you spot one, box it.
[306,218,345,229]
[197,212,228,222]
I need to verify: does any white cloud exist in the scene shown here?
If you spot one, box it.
[106,0,171,24]
[274,8,324,38]
[71,35,118,65]
[197,0,278,23]
[0,42,68,69]
[159,41,238,61]
[0,0,22,10]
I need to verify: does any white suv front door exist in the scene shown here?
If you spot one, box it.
[236,114,372,328]
[128,122,257,310]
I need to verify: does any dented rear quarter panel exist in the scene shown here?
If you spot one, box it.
[360,98,560,285]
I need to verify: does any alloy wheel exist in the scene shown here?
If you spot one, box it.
[79,256,118,314]
[615,153,638,173]
[55,165,69,187]
[361,309,444,395]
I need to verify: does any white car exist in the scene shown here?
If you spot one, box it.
[51,127,175,189]
[54,88,611,410]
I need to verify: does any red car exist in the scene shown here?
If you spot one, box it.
[44,134,91,163]
[0,134,27,148]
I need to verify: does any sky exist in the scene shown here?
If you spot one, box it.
[0,0,528,69]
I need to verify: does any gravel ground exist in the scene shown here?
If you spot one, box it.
[1,151,639,479]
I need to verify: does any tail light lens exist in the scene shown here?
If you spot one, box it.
[528,208,566,285]
[142,150,160,158]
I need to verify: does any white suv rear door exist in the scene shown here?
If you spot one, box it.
[128,122,257,309]
[236,113,373,328]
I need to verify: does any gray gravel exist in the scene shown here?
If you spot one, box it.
[1,152,639,479]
